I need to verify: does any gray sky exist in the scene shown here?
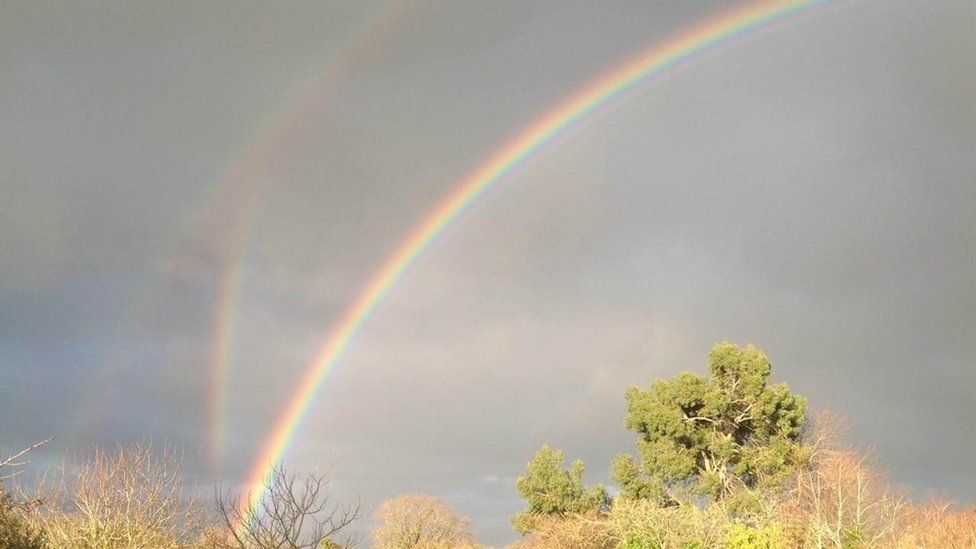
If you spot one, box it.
[1,1,974,545]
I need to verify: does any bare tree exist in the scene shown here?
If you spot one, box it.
[371,495,477,549]
[215,463,361,549]
[1,439,52,485]
[783,412,906,548]
[25,442,204,548]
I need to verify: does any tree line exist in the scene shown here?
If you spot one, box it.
[3,342,974,547]
[507,343,975,548]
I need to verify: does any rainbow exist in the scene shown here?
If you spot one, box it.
[238,0,835,517]
[206,180,261,471]
[67,3,414,455]
[204,1,413,470]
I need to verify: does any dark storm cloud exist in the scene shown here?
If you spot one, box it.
[2,1,973,545]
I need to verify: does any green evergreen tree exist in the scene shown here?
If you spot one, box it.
[612,342,808,505]
[512,445,610,534]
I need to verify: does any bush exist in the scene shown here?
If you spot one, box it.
[511,497,756,549]
[610,497,735,549]
[0,439,50,549]
[508,510,616,549]
[895,500,976,548]
[724,522,786,549]
[0,492,45,549]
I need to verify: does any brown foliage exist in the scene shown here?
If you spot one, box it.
[25,443,203,548]
[785,445,905,546]
[895,500,976,548]
[781,411,976,548]
[372,495,477,549]
[507,510,615,549]
[778,412,904,546]
[508,500,735,549]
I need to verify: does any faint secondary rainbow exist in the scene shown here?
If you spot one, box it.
[68,2,414,453]
[206,181,261,471]
[239,0,834,518]
[205,0,415,471]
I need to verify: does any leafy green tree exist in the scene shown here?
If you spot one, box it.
[612,343,808,505]
[512,445,610,534]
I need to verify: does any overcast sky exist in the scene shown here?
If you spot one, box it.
[1,0,974,545]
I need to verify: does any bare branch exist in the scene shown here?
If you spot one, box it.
[0,438,53,482]
[215,462,361,549]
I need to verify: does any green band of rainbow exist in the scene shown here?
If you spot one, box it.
[239,0,833,517]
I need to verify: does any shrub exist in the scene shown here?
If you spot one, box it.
[0,492,45,549]
[608,497,728,549]
[0,439,50,549]
[508,510,616,549]
[724,522,786,549]
[893,500,976,548]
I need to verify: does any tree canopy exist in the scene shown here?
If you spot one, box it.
[611,342,809,505]
[511,445,610,534]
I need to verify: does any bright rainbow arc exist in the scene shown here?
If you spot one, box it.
[240,0,833,518]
